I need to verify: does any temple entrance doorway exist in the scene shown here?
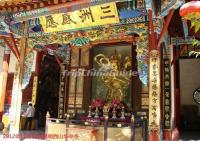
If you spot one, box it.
[35,54,60,128]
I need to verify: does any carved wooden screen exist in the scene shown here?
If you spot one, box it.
[67,47,90,115]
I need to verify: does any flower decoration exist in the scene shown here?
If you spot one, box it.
[109,99,124,109]
[91,99,105,108]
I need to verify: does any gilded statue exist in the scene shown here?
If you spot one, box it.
[94,50,132,102]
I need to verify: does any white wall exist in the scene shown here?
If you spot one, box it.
[179,59,200,115]
[0,49,37,73]
[0,48,17,73]
[8,52,17,73]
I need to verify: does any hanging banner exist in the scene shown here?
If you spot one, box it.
[148,50,161,131]
[163,58,171,129]
[39,2,119,33]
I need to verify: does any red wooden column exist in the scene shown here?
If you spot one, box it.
[0,48,11,121]
[35,52,43,75]
[158,9,176,141]
[148,9,160,141]
[148,10,156,51]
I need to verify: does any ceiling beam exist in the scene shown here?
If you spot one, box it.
[9,33,20,59]
[0,36,20,61]
[157,9,175,48]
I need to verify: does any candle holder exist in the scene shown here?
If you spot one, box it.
[120,106,125,119]
[103,105,109,118]
[94,107,99,118]
[112,107,117,119]
[131,114,135,123]
[46,111,50,118]
[88,106,92,118]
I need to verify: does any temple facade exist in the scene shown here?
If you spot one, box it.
[0,0,199,141]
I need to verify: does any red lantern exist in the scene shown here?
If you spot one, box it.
[180,1,200,18]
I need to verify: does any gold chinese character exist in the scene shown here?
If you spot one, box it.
[165,74,170,79]
[152,112,157,118]
[165,91,170,97]
[152,91,157,97]
[165,114,170,119]
[152,84,157,90]
[152,98,157,103]
[165,67,169,72]
[165,106,170,112]
[164,60,169,65]
[165,99,170,105]
[165,81,170,86]
[165,120,170,126]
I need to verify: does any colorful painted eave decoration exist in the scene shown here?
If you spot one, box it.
[0,39,6,48]
[7,0,125,23]
[0,16,10,35]
[119,8,147,19]
[0,2,147,36]
[161,0,184,17]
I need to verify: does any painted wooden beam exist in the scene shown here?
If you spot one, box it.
[1,36,20,60]
[157,9,175,48]
[8,0,90,23]
[9,33,20,60]
[0,0,85,14]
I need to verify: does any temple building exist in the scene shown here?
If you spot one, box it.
[0,0,199,141]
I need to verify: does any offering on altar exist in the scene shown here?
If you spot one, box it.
[89,99,125,119]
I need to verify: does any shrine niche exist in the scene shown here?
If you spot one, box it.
[92,44,133,109]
